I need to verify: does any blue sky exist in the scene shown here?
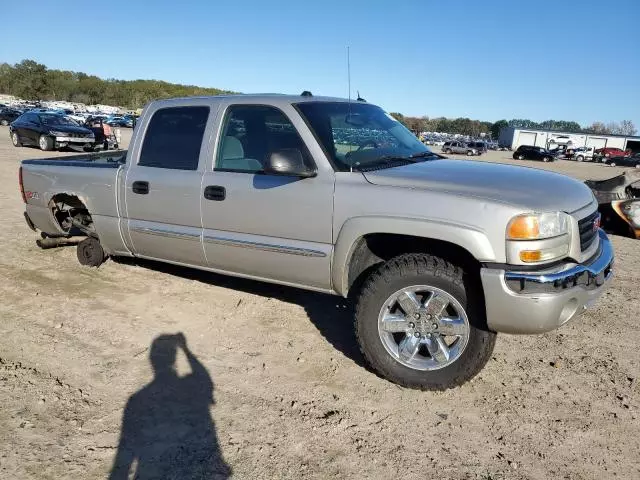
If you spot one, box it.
[2,0,639,126]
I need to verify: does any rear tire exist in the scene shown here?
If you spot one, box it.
[542,156,551,162]
[445,149,452,154]
[354,253,496,391]
[39,134,54,151]
[466,150,473,156]
[609,162,616,167]
[77,237,106,267]
[576,155,584,162]
[517,154,525,160]
[11,132,22,147]
[0,119,8,126]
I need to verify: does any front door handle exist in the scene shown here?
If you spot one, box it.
[204,185,226,201]
[132,181,149,194]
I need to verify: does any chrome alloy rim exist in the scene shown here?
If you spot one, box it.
[377,285,470,370]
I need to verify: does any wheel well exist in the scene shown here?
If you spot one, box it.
[48,194,94,236]
[346,233,482,298]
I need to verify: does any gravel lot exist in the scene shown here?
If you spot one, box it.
[1,126,638,479]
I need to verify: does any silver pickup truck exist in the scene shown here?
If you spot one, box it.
[19,94,614,390]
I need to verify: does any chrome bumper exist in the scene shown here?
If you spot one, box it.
[480,230,614,334]
[55,136,95,143]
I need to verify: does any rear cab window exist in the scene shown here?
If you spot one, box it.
[138,106,210,170]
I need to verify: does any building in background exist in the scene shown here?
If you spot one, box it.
[499,127,640,153]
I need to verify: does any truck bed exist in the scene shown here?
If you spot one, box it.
[21,150,127,169]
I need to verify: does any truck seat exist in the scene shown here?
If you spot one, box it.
[218,136,262,172]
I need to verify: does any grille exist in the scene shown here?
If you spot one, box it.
[578,210,599,252]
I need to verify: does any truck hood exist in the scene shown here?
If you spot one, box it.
[362,159,595,213]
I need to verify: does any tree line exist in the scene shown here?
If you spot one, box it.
[0,59,636,137]
[0,59,232,109]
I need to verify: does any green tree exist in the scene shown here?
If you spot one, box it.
[388,112,406,125]
[0,59,232,108]
[12,59,49,99]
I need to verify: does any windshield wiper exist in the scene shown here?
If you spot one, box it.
[352,152,441,171]
[409,151,440,159]
[350,155,418,171]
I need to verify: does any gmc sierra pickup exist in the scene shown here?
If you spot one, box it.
[19,94,614,390]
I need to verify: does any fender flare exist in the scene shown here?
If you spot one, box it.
[331,216,496,297]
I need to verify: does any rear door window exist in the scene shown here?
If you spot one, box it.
[138,106,210,170]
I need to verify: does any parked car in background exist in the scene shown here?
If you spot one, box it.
[10,112,95,151]
[441,141,478,156]
[548,135,574,147]
[549,145,571,158]
[468,141,487,154]
[53,109,88,125]
[513,145,555,162]
[0,107,21,126]
[105,115,134,127]
[595,147,629,160]
[603,152,640,168]
[572,147,597,162]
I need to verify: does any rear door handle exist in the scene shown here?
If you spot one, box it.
[204,185,226,201]
[132,181,149,194]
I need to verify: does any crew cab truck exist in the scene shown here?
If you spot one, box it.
[19,94,614,391]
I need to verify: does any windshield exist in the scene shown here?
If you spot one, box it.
[296,102,433,171]
[40,114,77,126]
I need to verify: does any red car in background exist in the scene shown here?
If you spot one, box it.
[595,147,630,158]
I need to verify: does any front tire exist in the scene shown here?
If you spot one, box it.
[542,156,551,162]
[77,237,106,267]
[39,134,54,151]
[11,131,22,147]
[466,150,473,156]
[0,119,8,126]
[355,254,496,391]
[517,154,525,160]
[609,162,616,167]
[576,155,584,162]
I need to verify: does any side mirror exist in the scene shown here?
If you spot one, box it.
[265,148,316,178]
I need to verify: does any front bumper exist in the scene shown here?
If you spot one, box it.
[55,136,95,144]
[480,229,614,334]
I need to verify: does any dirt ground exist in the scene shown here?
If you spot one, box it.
[0,126,638,479]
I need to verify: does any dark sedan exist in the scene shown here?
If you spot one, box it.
[604,152,640,168]
[10,112,95,151]
[512,145,556,162]
[0,108,21,126]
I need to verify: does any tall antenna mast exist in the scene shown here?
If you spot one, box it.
[347,46,353,172]
[347,46,351,103]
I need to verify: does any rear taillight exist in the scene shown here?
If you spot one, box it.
[19,166,27,203]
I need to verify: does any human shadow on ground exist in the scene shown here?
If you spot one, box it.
[109,333,232,479]
[113,257,365,368]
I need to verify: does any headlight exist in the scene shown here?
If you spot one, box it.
[49,130,67,136]
[506,212,571,264]
[507,212,569,240]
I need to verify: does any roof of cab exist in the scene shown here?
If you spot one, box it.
[150,93,358,107]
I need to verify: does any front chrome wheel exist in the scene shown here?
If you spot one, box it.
[377,285,470,371]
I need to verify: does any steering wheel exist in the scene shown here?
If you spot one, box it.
[356,139,380,151]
